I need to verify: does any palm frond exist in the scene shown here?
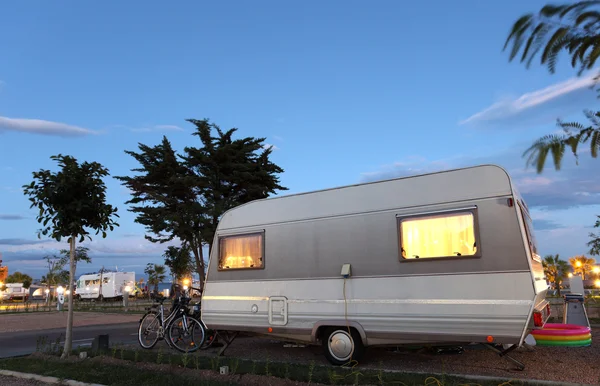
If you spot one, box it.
[524,109,600,172]
[504,1,600,74]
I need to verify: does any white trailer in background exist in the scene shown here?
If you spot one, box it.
[76,271,135,301]
[201,164,549,369]
[0,283,29,302]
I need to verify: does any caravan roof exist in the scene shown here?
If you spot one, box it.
[217,164,515,231]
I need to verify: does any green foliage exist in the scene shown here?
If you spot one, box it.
[181,118,288,253]
[114,136,207,280]
[22,154,120,360]
[504,1,600,75]
[503,2,600,173]
[542,254,569,294]
[163,245,194,281]
[5,271,33,289]
[144,263,166,293]
[523,109,600,172]
[42,247,91,288]
[569,255,597,279]
[61,246,92,264]
[116,119,287,289]
[22,154,120,243]
[589,215,600,255]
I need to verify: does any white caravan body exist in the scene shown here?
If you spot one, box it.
[201,165,549,362]
[76,271,135,300]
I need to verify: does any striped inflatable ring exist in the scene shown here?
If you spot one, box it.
[535,338,592,347]
[534,333,592,341]
[531,323,592,347]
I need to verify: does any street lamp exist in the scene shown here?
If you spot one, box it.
[568,273,573,278]
[56,286,65,311]
[576,261,582,267]
[123,286,131,311]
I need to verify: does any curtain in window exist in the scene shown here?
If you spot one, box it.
[401,213,475,259]
[220,234,263,269]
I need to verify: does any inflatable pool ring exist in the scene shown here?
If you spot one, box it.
[531,323,592,347]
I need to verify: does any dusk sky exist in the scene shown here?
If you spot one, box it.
[1,0,598,280]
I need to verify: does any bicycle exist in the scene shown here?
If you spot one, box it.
[137,290,206,353]
[187,286,218,350]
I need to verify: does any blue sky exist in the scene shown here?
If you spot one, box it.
[1,0,599,280]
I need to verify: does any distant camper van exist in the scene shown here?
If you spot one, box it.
[76,271,135,301]
[200,164,549,366]
[1,283,29,302]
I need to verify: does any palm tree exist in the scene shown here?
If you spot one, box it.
[542,254,570,295]
[144,263,166,295]
[568,255,597,280]
[503,1,600,173]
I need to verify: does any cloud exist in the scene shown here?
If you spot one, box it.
[0,116,97,137]
[0,238,45,246]
[359,145,600,211]
[262,143,279,151]
[0,214,26,220]
[460,71,599,129]
[0,234,182,256]
[532,219,563,231]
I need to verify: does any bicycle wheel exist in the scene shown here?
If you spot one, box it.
[200,325,217,350]
[138,312,161,349]
[168,314,205,353]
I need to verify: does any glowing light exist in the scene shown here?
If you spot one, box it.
[124,286,131,293]
[57,286,64,294]
[183,278,190,286]
[44,289,50,294]
[575,261,582,267]
[568,273,573,278]
[593,266,600,274]
[183,285,189,290]
[595,280,600,288]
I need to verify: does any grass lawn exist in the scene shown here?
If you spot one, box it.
[0,354,238,386]
[0,345,569,386]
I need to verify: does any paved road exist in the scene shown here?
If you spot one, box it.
[0,322,139,358]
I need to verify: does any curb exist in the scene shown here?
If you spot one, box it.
[0,369,105,386]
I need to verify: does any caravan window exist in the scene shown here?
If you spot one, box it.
[218,232,264,270]
[518,200,541,262]
[399,210,478,260]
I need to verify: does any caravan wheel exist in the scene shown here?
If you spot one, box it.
[322,327,365,366]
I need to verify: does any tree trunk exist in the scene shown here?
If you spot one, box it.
[99,268,103,301]
[191,242,205,292]
[61,236,76,359]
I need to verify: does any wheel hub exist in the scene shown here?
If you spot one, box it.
[329,331,353,361]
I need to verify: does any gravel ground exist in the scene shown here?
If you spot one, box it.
[172,327,599,385]
[0,374,48,386]
[0,312,140,334]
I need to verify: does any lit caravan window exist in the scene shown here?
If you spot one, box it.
[400,211,478,260]
[218,232,264,270]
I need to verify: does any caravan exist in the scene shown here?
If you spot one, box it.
[200,165,549,366]
[76,271,135,301]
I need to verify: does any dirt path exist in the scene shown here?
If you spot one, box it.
[0,312,140,334]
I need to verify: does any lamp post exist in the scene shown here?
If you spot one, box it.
[44,289,50,305]
[56,286,65,311]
